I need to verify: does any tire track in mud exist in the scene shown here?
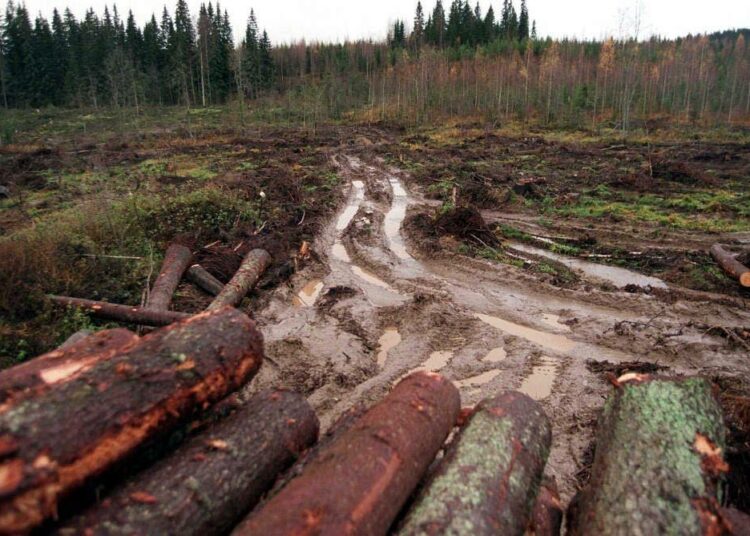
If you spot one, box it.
[248,152,750,505]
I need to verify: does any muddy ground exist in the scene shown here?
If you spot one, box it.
[2,122,750,515]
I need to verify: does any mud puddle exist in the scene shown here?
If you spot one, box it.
[475,313,577,353]
[510,242,667,289]
[518,356,560,401]
[376,328,402,367]
[455,369,502,390]
[293,280,324,307]
[482,346,507,363]
[384,177,412,261]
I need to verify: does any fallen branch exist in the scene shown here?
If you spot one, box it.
[186,264,224,296]
[568,375,727,535]
[146,243,193,311]
[233,372,460,536]
[0,307,264,534]
[397,391,551,535]
[208,249,272,310]
[710,244,750,288]
[57,389,317,536]
[48,296,191,326]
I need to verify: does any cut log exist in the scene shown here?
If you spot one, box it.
[528,478,564,536]
[397,391,552,535]
[0,329,138,405]
[48,295,191,326]
[56,389,317,536]
[58,330,93,350]
[233,372,460,536]
[710,244,750,288]
[722,508,750,536]
[568,375,728,535]
[0,307,264,534]
[146,243,193,310]
[186,264,224,296]
[208,249,271,310]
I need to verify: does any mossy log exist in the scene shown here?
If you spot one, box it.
[56,389,317,536]
[233,372,460,536]
[0,307,263,534]
[710,244,750,288]
[528,478,563,536]
[186,264,224,296]
[0,329,138,405]
[568,374,728,535]
[397,391,552,535]
[146,243,193,311]
[48,295,191,326]
[208,249,271,310]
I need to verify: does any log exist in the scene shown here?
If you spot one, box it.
[48,295,191,326]
[56,389,318,536]
[233,372,460,536]
[721,508,750,536]
[397,391,552,535]
[186,264,225,296]
[568,374,728,535]
[710,244,750,288]
[146,243,193,311]
[58,330,93,350]
[0,329,138,405]
[528,478,564,536]
[208,249,271,310]
[0,307,264,534]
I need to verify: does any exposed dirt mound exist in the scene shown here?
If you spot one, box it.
[652,159,716,185]
[435,207,500,247]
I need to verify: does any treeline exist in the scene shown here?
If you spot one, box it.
[0,0,273,108]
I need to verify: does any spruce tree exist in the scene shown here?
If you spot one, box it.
[4,2,33,106]
[0,10,7,108]
[50,9,68,105]
[242,9,260,98]
[519,0,529,40]
[413,1,424,52]
[433,0,446,48]
[484,6,497,42]
[259,29,273,89]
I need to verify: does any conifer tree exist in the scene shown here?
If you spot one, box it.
[519,0,529,40]
[432,0,446,48]
[242,9,260,98]
[413,1,424,52]
[0,10,7,108]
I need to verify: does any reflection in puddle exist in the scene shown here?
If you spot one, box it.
[540,313,571,332]
[293,280,324,307]
[509,242,667,289]
[384,178,412,261]
[519,356,559,401]
[455,369,502,390]
[331,242,350,262]
[483,347,507,363]
[351,266,392,289]
[376,328,402,367]
[336,180,365,231]
[476,313,576,353]
[422,351,453,371]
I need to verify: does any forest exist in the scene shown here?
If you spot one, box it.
[1,0,747,130]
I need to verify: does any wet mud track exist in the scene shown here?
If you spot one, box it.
[244,152,750,505]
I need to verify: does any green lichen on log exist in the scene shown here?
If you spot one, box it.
[570,376,727,536]
[398,391,551,535]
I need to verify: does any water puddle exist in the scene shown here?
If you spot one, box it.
[384,178,412,261]
[351,266,392,289]
[422,350,453,371]
[540,313,572,332]
[518,356,560,401]
[454,369,502,390]
[293,280,324,307]
[336,180,365,231]
[376,328,402,367]
[509,242,667,289]
[482,346,507,363]
[475,313,576,353]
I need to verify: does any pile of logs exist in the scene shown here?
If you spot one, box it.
[0,316,746,534]
[48,243,273,326]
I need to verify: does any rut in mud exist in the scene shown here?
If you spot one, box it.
[244,152,750,506]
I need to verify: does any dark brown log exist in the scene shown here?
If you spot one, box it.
[397,391,552,535]
[58,330,93,350]
[186,264,225,296]
[146,243,193,311]
[0,329,138,405]
[0,307,264,534]
[56,389,317,536]
[208,249,271,310]
[48,295,191,326]
[233,372,460,536]
[528,478,564,536]
[710,244,750,288]
[568,374,727,535]
[722,508,750,536]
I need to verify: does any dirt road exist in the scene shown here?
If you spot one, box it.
[246,152,750,505]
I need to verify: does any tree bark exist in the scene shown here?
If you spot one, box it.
[397,391,552,535]
[0,307,264,534]
[0,329,138,405]
[568,375,728,536]
[186,264,225,296]
[56,389,317,536]
[528,478,564,536]
[721,508,750,536]
[146,244,193,311]
[208,249,272,310]
[233,372,460,536]
[58,330,94,350]
[710,244,750,288]
[48,296,192,326]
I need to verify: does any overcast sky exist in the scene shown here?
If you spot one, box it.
[20,0,750,44]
